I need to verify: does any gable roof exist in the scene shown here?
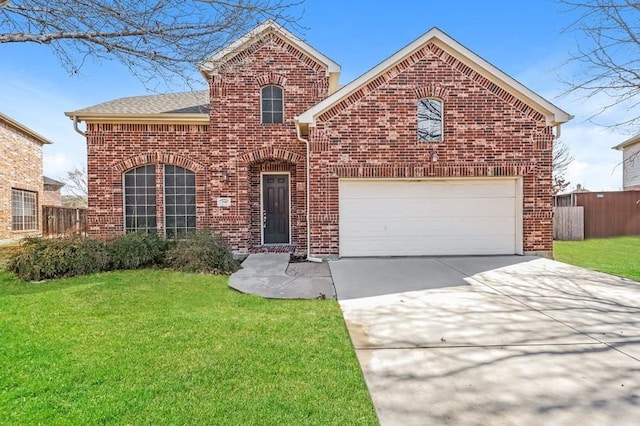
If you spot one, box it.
[0,112,52,144]
[298,27,573,127]
[198,19,340,80]
[65,91,209,123]
[612,134,640,150]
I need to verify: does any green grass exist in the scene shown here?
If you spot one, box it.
[0,269,376,425]
[554,236,640,281]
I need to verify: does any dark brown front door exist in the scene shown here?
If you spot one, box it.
[263,174,289,244]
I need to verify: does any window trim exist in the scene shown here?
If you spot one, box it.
[260,85,284,124]
[11,188,38,232]
[417,97,444,142]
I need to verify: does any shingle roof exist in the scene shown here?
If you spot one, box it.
[43,176,65,188]
[66,90,210,116]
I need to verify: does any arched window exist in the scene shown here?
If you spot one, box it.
[164,165,196,238]
[124,165,157,233]
[417,98,443,142]
[261,85,284,124]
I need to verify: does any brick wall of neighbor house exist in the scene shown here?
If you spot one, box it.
[309,42,554,256]
[86,32,330,254]
[43,187,63,206]
[0,123,43,240]
[623,143,640,190]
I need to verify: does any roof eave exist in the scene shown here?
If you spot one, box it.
[612,134,640,150]
[64,112,209,124]
[198,20,341,78]
[0,112,52,144]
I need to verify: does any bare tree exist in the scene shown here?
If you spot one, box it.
[61,167,88,208]
[559,0,640,128]
[553,139,574,194]
[0,0,302,87]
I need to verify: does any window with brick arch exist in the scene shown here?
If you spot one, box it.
[417,98,443,142]
[124,165,157,233]
[261,85,284,124]
[164,165,196,239]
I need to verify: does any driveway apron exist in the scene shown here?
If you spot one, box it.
[330,256,640,426]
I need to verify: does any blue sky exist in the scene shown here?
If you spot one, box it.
[0,0,632,191]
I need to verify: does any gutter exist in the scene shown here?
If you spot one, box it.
[71,116,86,137]
[294,117,323,263]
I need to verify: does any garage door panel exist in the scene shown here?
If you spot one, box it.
[339,179,520,257]
[340,180,516,199]
[342,198,515,218]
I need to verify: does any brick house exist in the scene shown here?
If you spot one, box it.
[0,113,51,241]
[66,21,572,258]
[43,176,65,207]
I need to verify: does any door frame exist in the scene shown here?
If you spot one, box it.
[260,172,292,245]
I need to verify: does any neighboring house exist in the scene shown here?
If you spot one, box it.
[0,113,51,241]
[43,176,65,207]
[613,134,640,190]
[66,21,572,258]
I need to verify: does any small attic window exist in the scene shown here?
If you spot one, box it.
[418,98,443,142]
[261,85,283,124]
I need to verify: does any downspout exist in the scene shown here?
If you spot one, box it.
[294,117,323,263]
[71,116,86,137]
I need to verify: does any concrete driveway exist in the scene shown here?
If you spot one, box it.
[329,256,640,425]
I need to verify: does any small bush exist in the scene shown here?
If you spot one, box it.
[7,236,110,281]
[164,231,239,274]
[108,232,168,270]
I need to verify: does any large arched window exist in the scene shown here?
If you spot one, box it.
[417,98,443,142]
[124,165,157,233]
[123,164,196,237]
[261,85,284,124]
[164,165,196,239]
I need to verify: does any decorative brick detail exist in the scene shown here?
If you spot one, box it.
[414,84,451,100]
[255,72,287,87]
[112,152,205,173]
[238,147,304,165]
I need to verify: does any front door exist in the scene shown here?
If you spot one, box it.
[262,174,290,244]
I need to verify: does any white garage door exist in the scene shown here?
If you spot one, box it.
[339,179,522,257]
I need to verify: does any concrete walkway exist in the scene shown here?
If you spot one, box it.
[330,256,640,425]
[229,253,335,299]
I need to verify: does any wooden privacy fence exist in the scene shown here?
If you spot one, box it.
[553,191,640,240]
[553,207,584,240]
[42,206,87,237]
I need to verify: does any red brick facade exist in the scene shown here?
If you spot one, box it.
[83,26,562,257]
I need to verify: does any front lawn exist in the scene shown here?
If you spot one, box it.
[554,236,640,281]
[0,270,376,425]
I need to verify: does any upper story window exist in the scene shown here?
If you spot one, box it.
[261,85,283,124]
[417,98,443,142]
[12,188,38,231]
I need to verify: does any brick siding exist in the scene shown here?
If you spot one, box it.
[86,33,555,256]
[0,122,44,240]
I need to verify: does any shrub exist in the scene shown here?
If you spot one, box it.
[7,236,110,281]
[108,232,167,270]
[164,231,239,274]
